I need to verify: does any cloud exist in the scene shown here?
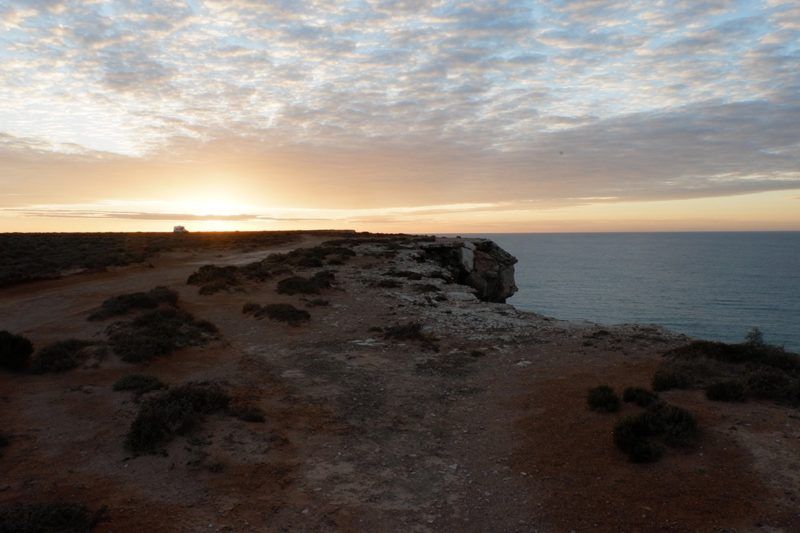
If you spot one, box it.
[0,0,798,225]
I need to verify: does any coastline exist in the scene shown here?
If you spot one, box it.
[1,232,798,531]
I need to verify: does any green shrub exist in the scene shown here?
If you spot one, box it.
[0,502,105,532]
[587,385,621,412]
[261,304,310,325]
[113,374,166,395]
[666,339,799,374]
[276,271,335,295]
[88,286,178,320]
[643,403,699,448]
[30,340,93,374]
[612,403,698,462]
[652,368,691,391]
[108,309,217,363]
[187,265,239,288]
[125,382,229,454]
[241,302,261,315]
[705,381,746,402]
[229,405,265,423]
[0,331,33,371]
[622,387,659,407]
[746,368,797,404]
[613,415,664,463]
[745,327,765,346]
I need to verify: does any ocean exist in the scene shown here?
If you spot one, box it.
[472,232,800,351]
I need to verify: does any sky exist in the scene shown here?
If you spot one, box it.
[0,0,799,233]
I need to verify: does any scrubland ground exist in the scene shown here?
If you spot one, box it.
[1,234,798,532]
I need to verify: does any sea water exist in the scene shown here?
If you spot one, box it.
[473,232,800,351]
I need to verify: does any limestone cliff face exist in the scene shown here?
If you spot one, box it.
[423,238,518,303]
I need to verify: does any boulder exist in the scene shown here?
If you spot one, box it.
[423,239,518,303]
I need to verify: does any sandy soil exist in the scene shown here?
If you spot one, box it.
[1,236,798,532]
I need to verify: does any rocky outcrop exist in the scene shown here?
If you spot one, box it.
[423,238,518,303]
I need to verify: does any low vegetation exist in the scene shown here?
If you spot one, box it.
[0,231,325,287]
[0,502,106,532]
[263,244,356,269]
[243,303,310,325]
[0,432,9,452]
[187,265,242,295]
[587,385,621,412]
[622,387,659,407]
[108,309,218,363]
[0,331,33,371]
[125,382,230,454]
[88,286,178,320]
[276,271,335,295]
[229,405,266,423]
[113,374,167,396]
[382,322,440,351]
[613,403,699,463]
[705,381,746,402]
[653,331,799,406]
[30,340,95,374]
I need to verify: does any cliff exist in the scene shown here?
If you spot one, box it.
[1,232,798,532]
[422,238,518,303]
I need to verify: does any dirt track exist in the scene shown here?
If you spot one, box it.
[1,237,798,532]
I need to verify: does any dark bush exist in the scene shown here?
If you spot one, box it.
[705,381,746,402]
[622,387,659,407]
[125,382,229,454]
[746,368,797,404]
[587,385,621,412]
[652,368,691,391]
[113,374,166,395]
[666,339,799,374]
[229,405,265,423]
[30,340,94,374]
[261,304,310,325]
[276,271,335,295]
[0,432,9,449]
[0,231,308,287]
[643,403,699,448]
[0,331,33,371]
[241,302,261,315]
[613,415,664,463]
[187,264,238,287]
[383,322,439,351]
[305,298,329,307]
[88,286,178,320]
[108,309,218,363]
[263,245,355,269]
[613,402,698,462]
[0,502,105,533]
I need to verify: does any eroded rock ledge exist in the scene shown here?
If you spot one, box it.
[422,238,518,303]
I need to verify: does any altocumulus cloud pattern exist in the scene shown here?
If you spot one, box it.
[1,0,799,215]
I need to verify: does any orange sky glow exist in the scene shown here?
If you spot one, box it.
[1,1,799,233]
